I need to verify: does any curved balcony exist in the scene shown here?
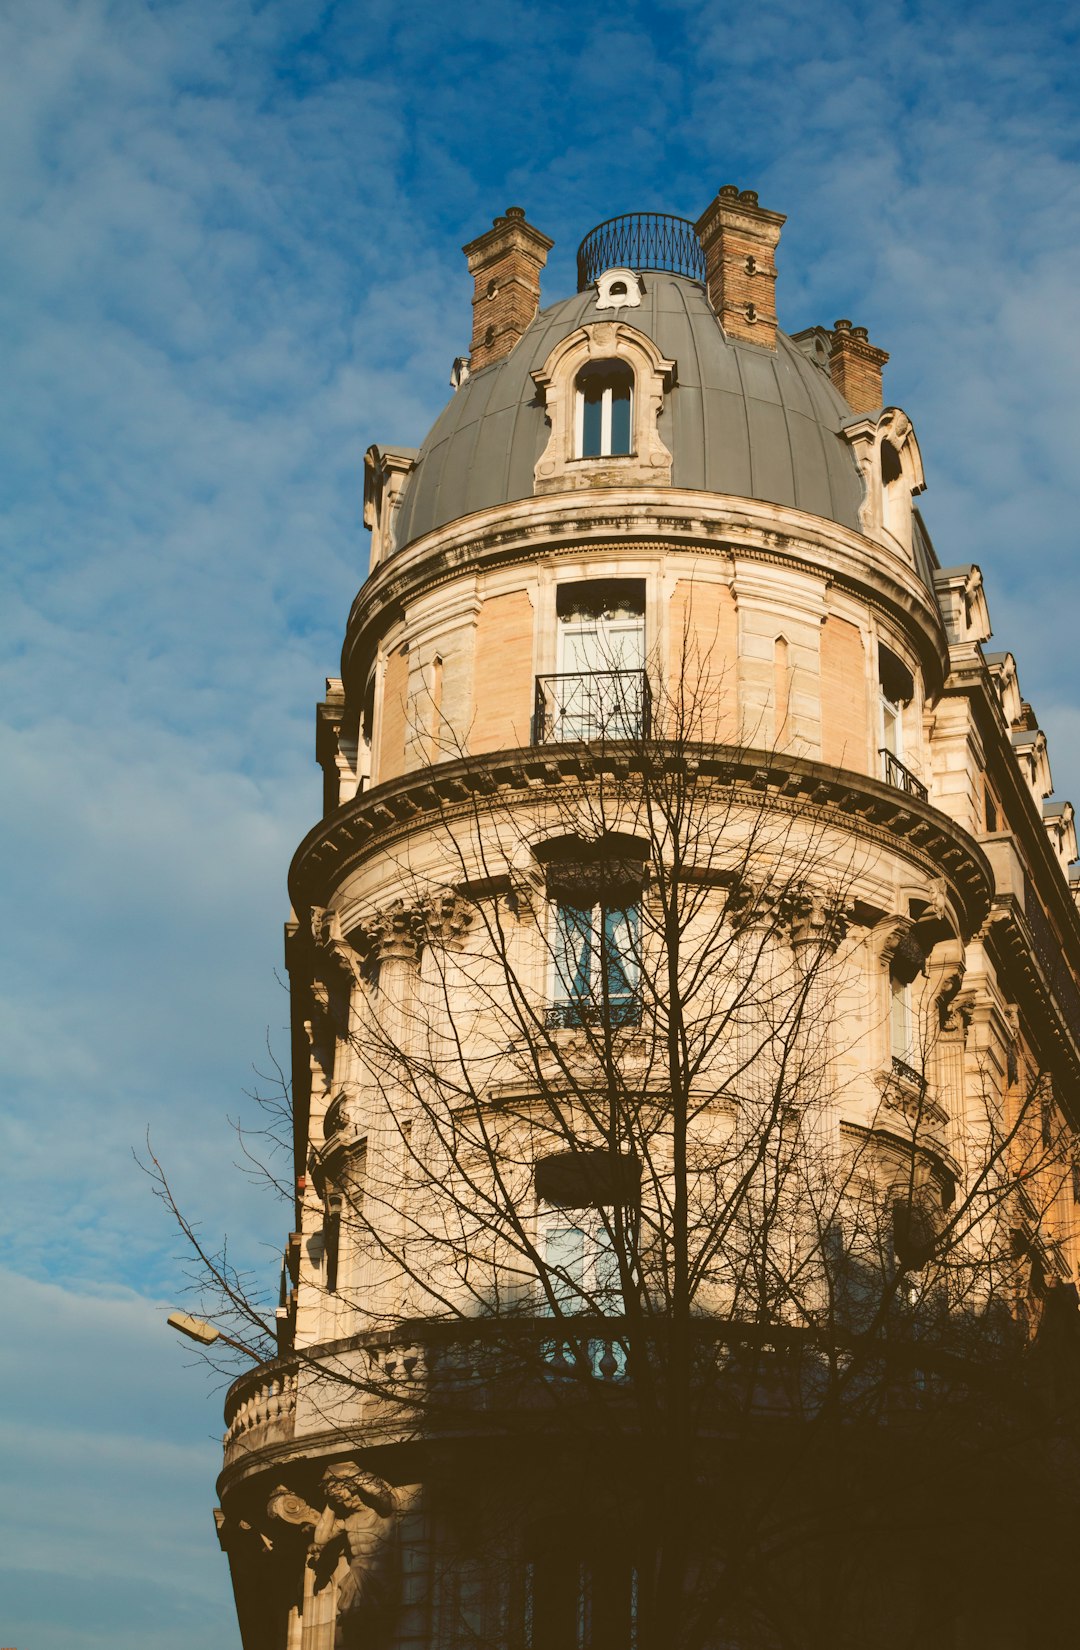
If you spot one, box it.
[223,1358,297,1467]
[576,212,706,290]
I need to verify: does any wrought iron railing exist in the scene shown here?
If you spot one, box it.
[534,670,650,744]
[576,212,705,291]
[891,1056,927,1090]
[880,749,929,802]
[545,997,642,1032]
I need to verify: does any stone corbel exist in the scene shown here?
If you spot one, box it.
[870,914,924,982]
[267,1485,321,1531]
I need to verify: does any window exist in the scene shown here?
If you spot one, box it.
[542,1213,620,1314]
[550,900,640,1028]
[574,360,634,458]
[535,581,647,744]
[890,974,913,1066]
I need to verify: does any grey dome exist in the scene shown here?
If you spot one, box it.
[393,273,867,551]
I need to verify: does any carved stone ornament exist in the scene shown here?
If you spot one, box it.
[267,1485,320,1529]
[310,1464,397,1633]
[355,899,426,965]
[323,1088,363,1143]
[422,890,476,949]
[788,886,848,952]
[727,875,784,933]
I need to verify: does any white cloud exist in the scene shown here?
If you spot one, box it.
[1,1,1078,1643]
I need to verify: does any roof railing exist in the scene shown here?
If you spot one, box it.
[576,213,705,291]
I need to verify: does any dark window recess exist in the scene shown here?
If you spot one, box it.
[984,785,998,832]
[535,1150,641,1210]
[878,643,915,706]
[881,439,903,485]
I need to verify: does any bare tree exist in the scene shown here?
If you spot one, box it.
[154,638,1080,1650]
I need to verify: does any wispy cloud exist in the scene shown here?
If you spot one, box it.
[2,1,1078,1643]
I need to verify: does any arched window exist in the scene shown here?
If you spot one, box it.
[574,360,634,458]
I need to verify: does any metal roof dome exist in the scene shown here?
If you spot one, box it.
[392,272,868,551]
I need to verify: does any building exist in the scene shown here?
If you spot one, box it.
[213,192,1080,1650]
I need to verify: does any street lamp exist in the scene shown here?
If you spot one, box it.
[167,1311,262,1361]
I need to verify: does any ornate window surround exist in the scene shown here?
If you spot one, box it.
[531,321,676,494]
[841,406,925,562]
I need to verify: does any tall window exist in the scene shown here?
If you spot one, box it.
[574,360,634,458]
[545,581,647,742]
[890,974,913,1066]
[550,900,640,1028]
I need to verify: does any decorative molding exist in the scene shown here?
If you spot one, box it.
[339,492,949,708]
[531,322,676,493]
[290,746,994,942]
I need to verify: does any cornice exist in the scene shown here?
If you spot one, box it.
[288,744,992,940]
[941,645,1080,979]
[340,489,948,698]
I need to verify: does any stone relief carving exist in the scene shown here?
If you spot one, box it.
[264,1469,398,1647]
[311,1465,397,1642]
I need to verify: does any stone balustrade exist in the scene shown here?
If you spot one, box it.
[223,1360,298,1463]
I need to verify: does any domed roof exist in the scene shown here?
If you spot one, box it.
[392,272,868,552]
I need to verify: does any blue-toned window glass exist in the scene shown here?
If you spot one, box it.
[574,360,634,458]
[552,901,640,1028]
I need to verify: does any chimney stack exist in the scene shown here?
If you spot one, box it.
[828,320,889,413]
[463,207,554,373]
[693,186,786,349]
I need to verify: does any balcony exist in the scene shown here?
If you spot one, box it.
[533,671,651,745]
[880,748,928,802]
[576,212,706,290]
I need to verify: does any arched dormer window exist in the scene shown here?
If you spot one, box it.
[531,322,675,494]
[575,360,634,458]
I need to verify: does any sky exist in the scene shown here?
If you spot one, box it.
[2,0,1079,1644]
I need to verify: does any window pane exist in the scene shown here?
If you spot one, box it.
[603,904,640,1006]
[610,381,631,455]
[545,1223,586,1310]
[581,383,604,457]
[555,903,594,1004]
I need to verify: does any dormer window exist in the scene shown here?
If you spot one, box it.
[574,360,634,458]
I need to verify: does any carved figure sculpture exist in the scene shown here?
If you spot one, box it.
[311,1464,397,1645]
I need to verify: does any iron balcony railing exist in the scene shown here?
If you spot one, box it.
[576,212,706,291]
[880,748,929,802]
[534,670,651,745]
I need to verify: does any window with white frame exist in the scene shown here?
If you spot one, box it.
[890,974,913,1067]
[574,360,634,458]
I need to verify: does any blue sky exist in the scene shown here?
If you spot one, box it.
[2,1,1079,1644]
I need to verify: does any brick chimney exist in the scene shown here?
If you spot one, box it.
[693,185,786,348]
[828,319,889,413]
[463,207,554,372]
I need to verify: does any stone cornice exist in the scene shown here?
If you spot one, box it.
[288,744,992,940]
[984,898,1080,1104]
[341,490,948,699]
[942,644,1080,980]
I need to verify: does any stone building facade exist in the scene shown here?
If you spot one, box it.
[213,193,1080,1650]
